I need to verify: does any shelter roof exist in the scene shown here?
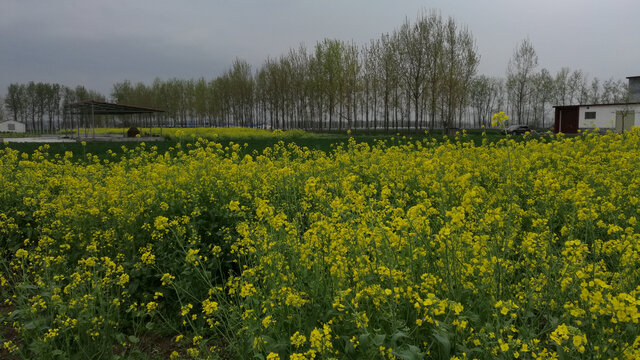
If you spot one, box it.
[64,99,165,115]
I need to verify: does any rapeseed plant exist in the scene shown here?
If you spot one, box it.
[1,126,639,358]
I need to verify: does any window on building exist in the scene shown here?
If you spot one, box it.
[585,112,596,120]
[8,124,15,130]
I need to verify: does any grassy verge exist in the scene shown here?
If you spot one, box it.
[2,127,526,159]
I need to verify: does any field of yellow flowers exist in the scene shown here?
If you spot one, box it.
[60,126,321,141]
[1,129,640,359]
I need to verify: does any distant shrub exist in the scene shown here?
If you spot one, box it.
[127,127,141,137]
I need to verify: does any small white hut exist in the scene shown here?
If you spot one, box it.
[554,76,640,133]
[0,120,26,133]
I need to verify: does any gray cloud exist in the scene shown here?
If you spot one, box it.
[1,0,638,97]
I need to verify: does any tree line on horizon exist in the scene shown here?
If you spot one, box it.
[1,83,104,132]
[1,11,631,132]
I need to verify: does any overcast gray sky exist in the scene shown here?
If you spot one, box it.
[1,0,638,98]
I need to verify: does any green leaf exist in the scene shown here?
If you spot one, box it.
[128,335,140,344]
[115,333,125,343]
[390,330,409,346]
[373,334,386,346]
[17,284,38,290]
[358,333,370,349]
[394,345,425,360]
[23,320,40,330]
[129,279,140,293]
[344,337,357,354]
[7,309,22,320]
[432,331,451,357]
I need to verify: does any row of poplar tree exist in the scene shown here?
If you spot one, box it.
[1,11,632,132]
[2,84,104,132]
[109,11,479,132]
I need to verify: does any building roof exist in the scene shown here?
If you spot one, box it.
[626,76,640,79]
[0,120,25,124]
[63,99,165,115]
[554,102,640,109]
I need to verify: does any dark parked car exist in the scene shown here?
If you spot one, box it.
[506,125,532,135]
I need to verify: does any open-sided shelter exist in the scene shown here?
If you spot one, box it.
[62,99,165,137]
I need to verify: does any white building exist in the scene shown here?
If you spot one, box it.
[579,103,640,131]
[0,120,26,133]
[554,76,640,133]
